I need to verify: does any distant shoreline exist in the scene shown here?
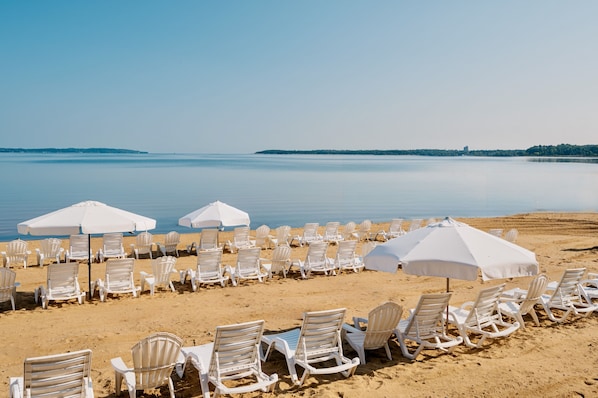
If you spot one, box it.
[0,148,148,154]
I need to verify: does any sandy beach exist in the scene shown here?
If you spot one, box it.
[2,212,598,397]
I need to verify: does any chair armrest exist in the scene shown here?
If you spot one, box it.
[342,323,362,334]
[110,357,131,374]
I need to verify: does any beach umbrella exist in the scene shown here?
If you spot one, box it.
[17,200,156,300]
[178,200,250,229]
[364,217,538,289]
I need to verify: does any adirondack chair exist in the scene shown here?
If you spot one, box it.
[36,238,64,266]
[2,239,31,268]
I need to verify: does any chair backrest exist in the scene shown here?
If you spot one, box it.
[255,225,271,247]
[6,239,28,256]
[343,222,356,240]
[39,238,63,257]
[518,274,549,315]
[306,241,328,268]
[461,284,505,328]
[135,232,153,250]
[208,320,265,381]
[323,222,340,240]
[403,293,451,339]
[295,308,346,362]
[363,302,403,349]
[103,233,123,251]
[505,228,518,242]
[408,219,422,231]
[131,332,183,391]
[69,235,90,258]
[548,268,586,307]
[197,249,223,276]
[236,247,262,276]
[105,258,135,290]
[47,262,81,298]
[302,223,320,242]
[273,225,291,247]
[151,256,177,286]
[199,229,219,250]
[335,240,357,268]
[21,349,93,397]
[233,226,251,245]
[269,245,291,274]
[0,267,17,304]
[388,219,404,235]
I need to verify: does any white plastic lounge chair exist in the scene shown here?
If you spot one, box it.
[94,258,140,301]
[140,256,178,295]
[226,226,255,254]
[448,284,520,348]
[499,274,549,328]
[230,247,268,286]
[291,241,334,279]
[34,262,85,309]
[111,332,183,398]
[176,320,277,398]
[186,249,230,290]
[488,228,503,237]
[254,225,271,249]
[353,220,372,241]
[0,267,19,311]
[261,308,360,386]
[504,228,519,242]
[342,222,356,241]
[2,239,31,268]
[394,293,463,360]
[157,231,181,257]
[261,245,292,279]
[538,268,597,323]
[322,221,343,245]
[291,223,321,247]
[375,218,406,241]
[97,233,126,263]
[9,349,94,398]
[36,238,64,267]
[130,231,154,259]
[331,240,363,273]
[188,229,221,254]
[268,225,291,248]
[408,219,423,232]
[342,302,403,364]
[66,234,93,263]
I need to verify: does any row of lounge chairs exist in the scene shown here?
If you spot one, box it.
[11,267,598,397]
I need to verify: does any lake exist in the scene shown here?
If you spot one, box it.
[1,153,597,241]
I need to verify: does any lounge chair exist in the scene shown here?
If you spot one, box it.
[140,256,178,295]
[261,308,360,386]
[229,247,268,286]
[157,231,181,257]
[254,224,271,249]
[9,349,94,398]
[34,262,85,309]
[539,268,597,323]
[342,222,356,241]
[188,229,221,254]
[97,233,126,263]
[504,228,519,242]
[499,274,548,328]
[225,226,255,254]
[291,241,334,279]
[322,221,343,245]
[111,332,183,398]
[66,234,93,263]
[129,231,154,259]
[36,238,64,266]
[448,284,520,348]
[268,225,291,248]
[331,240,363,273]
[353,220,372,241]
[261,245,292,279]
[2,239,31,268]
[176,320,277,397]
[185,249,231,290]
[394,293,463,359]
[375,218,406,241]
[408,218,423,232]
[94,258,140,301]
[342,302,403,364]
[0,268,19,311]
[291,223,321,247]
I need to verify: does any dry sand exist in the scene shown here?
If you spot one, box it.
[2,212,598,397]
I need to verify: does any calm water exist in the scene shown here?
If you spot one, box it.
[1,153,597,241]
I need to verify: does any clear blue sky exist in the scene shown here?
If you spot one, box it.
[1,1,597,153]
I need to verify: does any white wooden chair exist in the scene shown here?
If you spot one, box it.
[2,239,31,268]
[94,258,140,301]
[254,224,271,249]
[342,302,403,364]
[66,234,92,263]
[111,332,183,398]
[34,262,85,309]
[130,231,154,259]
[176,320,277,397]
[261,308,360,386]
[97,233,126,263]
[140,256,178,295]
[268,225,290,248]
[157,231,181,257]
[36,238,64,266]
[9,349,94,397]
[0,267,19,311]
[261,245,292,279]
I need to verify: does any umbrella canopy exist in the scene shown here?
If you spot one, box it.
[18,200,156,300]
[18,200,156,235]
[364,217,538,281]
[178,200,250,229]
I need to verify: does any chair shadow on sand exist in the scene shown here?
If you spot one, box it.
[562,246,598,252]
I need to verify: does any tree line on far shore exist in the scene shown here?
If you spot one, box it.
[257,144,598,157]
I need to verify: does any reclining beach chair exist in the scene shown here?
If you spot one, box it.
[2,239,31,268]
[539,268,597,323]
[322,221,343,245]
[291,241,334,279]
[499,274,549,328]
[261,308,360,386]
[331,240,363,273]
[36,238,64,267]
[226,226,255,254]
[66,234,93,263]
[291,223,321,247]
[97,233,126,262]
[35,262,85,309]
[230,247,268,286]
[185,248,231,290]
[94,258,140,301]
[176,320,278,397]
[375,218,406,241]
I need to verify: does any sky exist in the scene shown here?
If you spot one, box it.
[1,1,597,154]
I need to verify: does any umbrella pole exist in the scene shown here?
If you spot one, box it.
[445,278,450,334]
[88,234,92,301]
